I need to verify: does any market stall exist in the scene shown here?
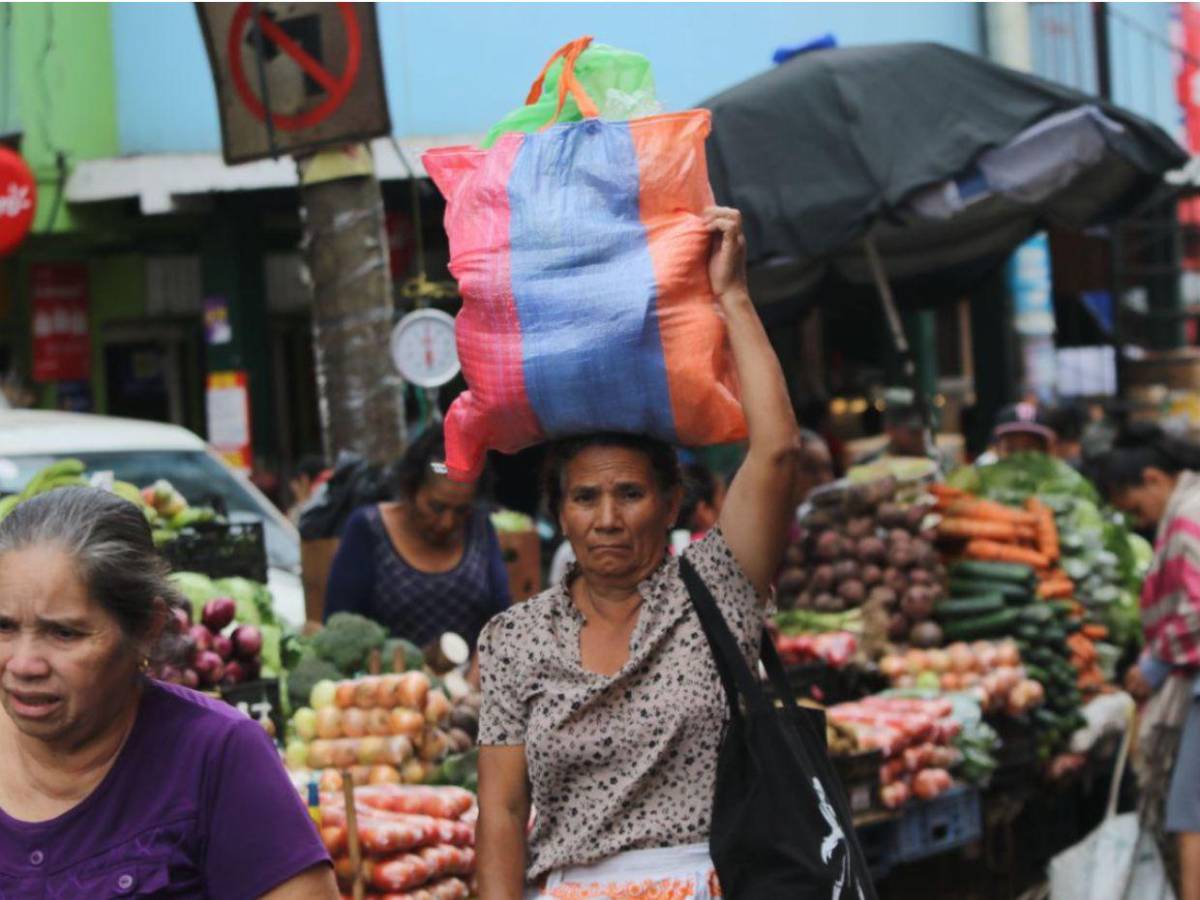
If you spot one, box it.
[768,452,1149,886]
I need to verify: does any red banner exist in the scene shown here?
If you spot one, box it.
[1176,2,1200,225]
[31,263,91,383]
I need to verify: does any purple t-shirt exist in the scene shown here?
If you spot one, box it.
[0,679,330,898]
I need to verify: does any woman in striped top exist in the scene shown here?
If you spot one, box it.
[1102,424,1200,900]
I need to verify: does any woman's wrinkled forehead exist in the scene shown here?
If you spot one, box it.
[562,446,657,491]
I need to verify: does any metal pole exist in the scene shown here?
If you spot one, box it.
[863,235,935,456]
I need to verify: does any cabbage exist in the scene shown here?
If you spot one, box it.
[169,572,220,623]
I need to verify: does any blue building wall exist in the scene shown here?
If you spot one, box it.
[1029,2,1179,140]
[113,2,984,154]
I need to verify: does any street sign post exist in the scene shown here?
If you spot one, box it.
[197,2,391,164]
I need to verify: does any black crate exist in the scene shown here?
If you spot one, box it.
[161,520,268,583]
[834,749,884,816]
[220,678,285,739]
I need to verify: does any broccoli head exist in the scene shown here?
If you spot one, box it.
[284,655,342,712]
[311,612,388,674]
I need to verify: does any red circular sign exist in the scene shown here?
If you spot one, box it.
[0,147,36,257]
[227,3,361,132]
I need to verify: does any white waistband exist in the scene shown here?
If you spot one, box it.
[547,842,712,883]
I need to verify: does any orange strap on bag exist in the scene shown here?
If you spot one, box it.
[525,35,600,126]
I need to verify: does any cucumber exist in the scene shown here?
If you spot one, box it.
[950,560,1037,585]
[1048,601,1076,619]
[1019,605,1055,625]
[934,594,1006,619]
[949,578,1032,603]
[1023,664,1050,684]
[1016,623,1042,642]
[940,608,1019,641]
[1033,708,1063,730]
[1026,647,1057,669]
[1039,626,1068,645]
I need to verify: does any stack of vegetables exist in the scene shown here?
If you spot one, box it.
[320,784,476,897]
[0,463,222,544]
[169,571,297,680]
[876,640,1044,718]
[772,630,859,669]
[827,696,962,809]
[154,595,266,690]
[945,452,1151,653]
[285,672,477,788]
[779,474,946,650]
[919,559,1087,758]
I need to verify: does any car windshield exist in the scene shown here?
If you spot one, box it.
[0,450,299,573]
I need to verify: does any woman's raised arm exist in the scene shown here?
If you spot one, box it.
[707,207,802,596]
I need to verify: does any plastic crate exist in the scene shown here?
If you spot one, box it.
[220,678,284,739]
[888,785,982,864]
[161,520,268,583]
[833,750,884,816]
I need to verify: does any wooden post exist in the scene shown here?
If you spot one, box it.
[342,770,364,900]
[298,145,406,465]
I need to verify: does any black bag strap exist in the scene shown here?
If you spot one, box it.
[679,556,773,716]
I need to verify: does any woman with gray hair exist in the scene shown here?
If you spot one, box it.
[0,487,335,898]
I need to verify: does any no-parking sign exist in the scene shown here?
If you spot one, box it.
[197,2,391,164]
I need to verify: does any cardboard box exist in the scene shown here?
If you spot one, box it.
[497,529,541,603]
[301,537,340,625]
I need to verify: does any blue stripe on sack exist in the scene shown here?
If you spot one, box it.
[507,119,677,441]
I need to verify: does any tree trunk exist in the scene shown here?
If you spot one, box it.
[298,147,405,465]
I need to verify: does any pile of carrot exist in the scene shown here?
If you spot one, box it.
[933,488,1070,598]
[1068,626,1110,697]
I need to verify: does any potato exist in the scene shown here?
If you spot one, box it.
[777,567,808,594]
[845,516,875,540]
[887,612,911,641]
[838,580,866,605]
[856,536,887,563]
[862,564,883,587]
[811,564,836,591]
[815,531,845,560]
[814,593,844,612]
[901,586,935,621]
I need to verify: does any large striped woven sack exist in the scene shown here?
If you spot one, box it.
[423,37,746,481]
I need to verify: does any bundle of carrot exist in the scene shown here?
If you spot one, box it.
[932,486,1074,603]
[1067,625,1111,699]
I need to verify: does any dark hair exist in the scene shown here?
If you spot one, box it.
[293,454,327,481]
[677,462,721,530]
[1045,404,1084,444]
[1097,423,1200,494]
[542,433,683,517]
[391,424,448,500]
[0,487,189,663]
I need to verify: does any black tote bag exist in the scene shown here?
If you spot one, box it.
[680,557,877,899]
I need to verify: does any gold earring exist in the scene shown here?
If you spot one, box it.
[138,657,150,673]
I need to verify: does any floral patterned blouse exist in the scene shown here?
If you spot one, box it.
[477,527,763,882]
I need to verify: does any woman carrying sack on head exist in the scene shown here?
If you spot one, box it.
[1100,424,1200,900]
[474,209,874,899]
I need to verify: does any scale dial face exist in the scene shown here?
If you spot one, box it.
[390,309,461,388]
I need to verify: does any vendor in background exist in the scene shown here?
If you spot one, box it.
[0,488,334,898]
[1099,423,1200,900]
[323,424,511,651]
[858,388,928,462]
[676,462,726,541]
[983,402,1056,461]
[286,454,329,526]
[1046,404,1085,469]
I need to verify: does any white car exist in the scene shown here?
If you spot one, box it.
[0,410,305,625]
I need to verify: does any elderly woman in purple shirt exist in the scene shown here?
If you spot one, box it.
[0,487,335,899]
